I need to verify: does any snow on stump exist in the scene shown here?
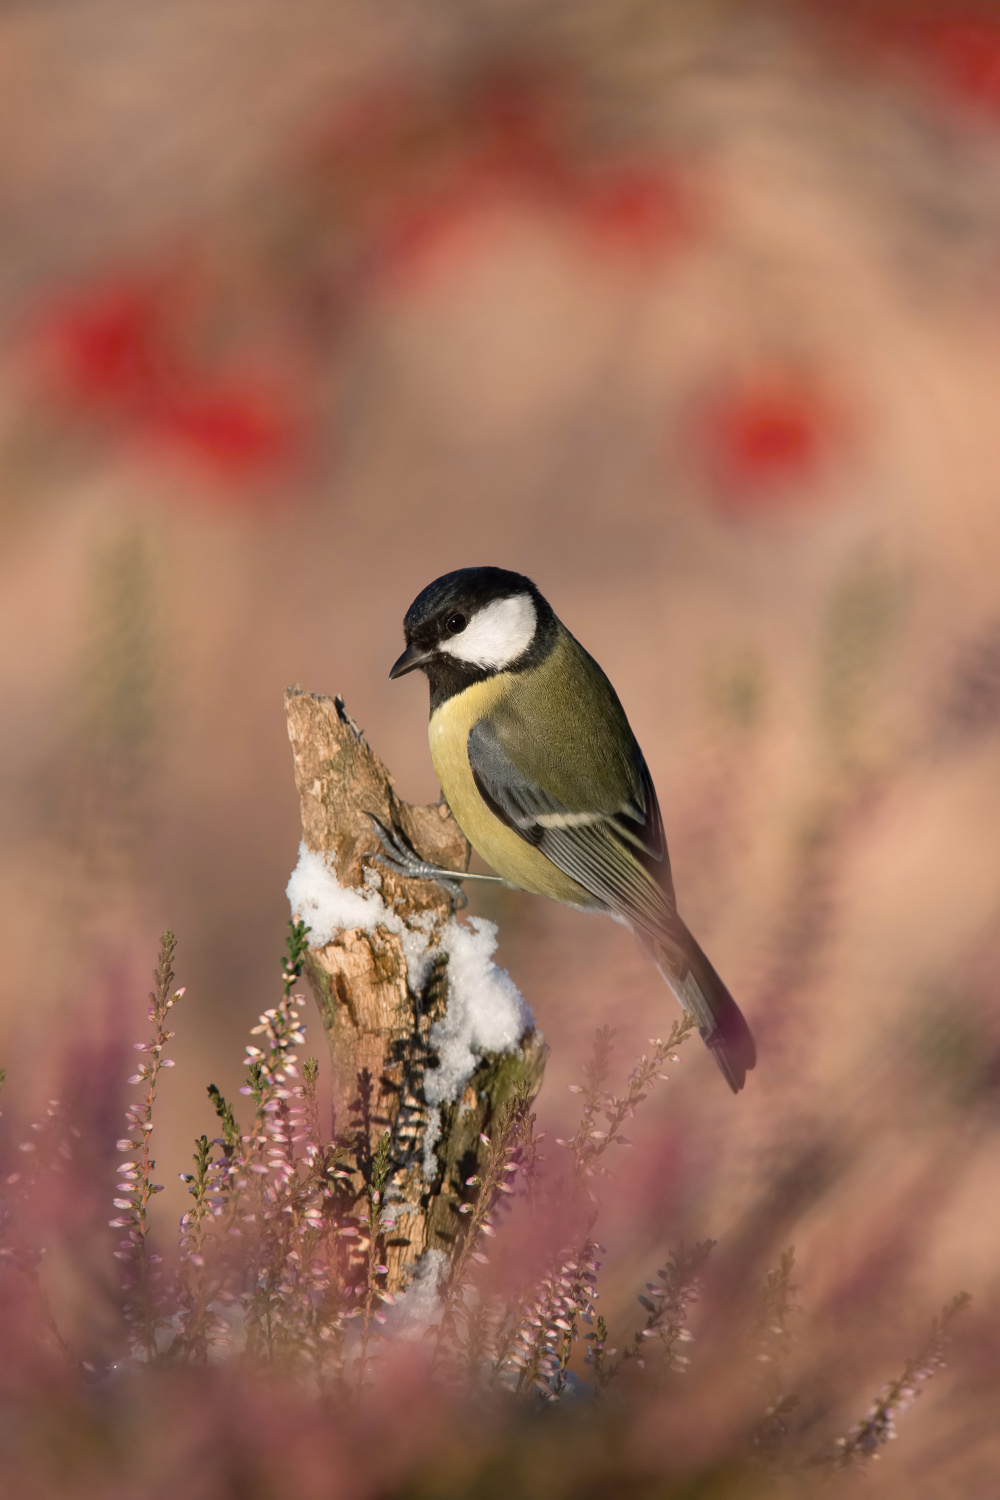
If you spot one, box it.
[284,687,546,1293]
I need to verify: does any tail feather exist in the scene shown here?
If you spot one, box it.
[653,921,756,1094]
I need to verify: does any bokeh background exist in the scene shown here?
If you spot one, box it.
[4,0,1000,1489]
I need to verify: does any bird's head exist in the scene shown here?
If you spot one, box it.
[390,567,556,694]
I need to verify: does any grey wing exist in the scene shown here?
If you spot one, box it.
[467,717,677,945]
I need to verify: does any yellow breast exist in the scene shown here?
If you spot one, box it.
[429,677,596,908]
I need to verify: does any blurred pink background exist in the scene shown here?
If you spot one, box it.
[4,1,1000,1485]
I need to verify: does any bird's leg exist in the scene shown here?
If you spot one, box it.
[365,814,506,905]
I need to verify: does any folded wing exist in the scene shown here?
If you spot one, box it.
[467,717,677,947]
[467,716,756,1093]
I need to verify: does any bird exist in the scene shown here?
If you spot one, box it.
[379,565,756,1093]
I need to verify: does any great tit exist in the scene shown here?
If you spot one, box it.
[386,566,756,1093]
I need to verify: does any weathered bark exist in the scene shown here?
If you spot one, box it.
[285,687,545,1292]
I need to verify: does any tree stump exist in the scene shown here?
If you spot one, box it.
[284,687,545,1293]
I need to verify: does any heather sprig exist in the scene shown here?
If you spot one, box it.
[300,1055,322,1153]
[487,1021,698,1398]
[110,931,184,1360]
[750,1247,801,1456]
[500,1238,602,1398]
[826,1292,971,1467]
[167,922,355,1374]
[177,1134,214,1264]
[230,921,360,1367]
[239,917,311,1153]
[753,1245,799,1369]
[171,1134,232,1361]
[234,922,312,1199]
[586,1314,610,1381]
[7,1094,70,1208]
[207,1083,240,1155]
[559,1017,696,1184]
[601,1238,715,1384]
[237,995,310,1361]
[0,1087,76,1364]
[357,1129,394,1383]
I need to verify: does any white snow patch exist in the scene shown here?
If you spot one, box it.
[424,917,533,1107]
[389,1248,448,1338]
[286,842,436,990]
[286,848,534,1114]
[422,1106,442,1182]
[379,1192,420,1234]
[398,910,438,996]
[286,843,387,944]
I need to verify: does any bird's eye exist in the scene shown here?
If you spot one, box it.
[445,613,467,634]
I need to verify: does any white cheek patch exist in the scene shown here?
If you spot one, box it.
[439,593,537,670]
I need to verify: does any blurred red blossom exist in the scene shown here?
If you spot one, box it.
[826,4,1000,118]
[310,64,698,293]
[695,370,844,511]
[150,383,299,480]
[39,277,168,413]
[33,273,301,490]
[573,160,695,258]
[329,72,573,292]
[882,12,1000,113]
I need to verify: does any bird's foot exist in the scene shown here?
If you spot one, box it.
[366,813,474,906]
